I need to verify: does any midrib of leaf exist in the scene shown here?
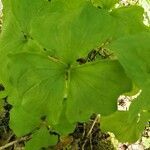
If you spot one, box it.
[47,55,66,65]
[64,64,71,100]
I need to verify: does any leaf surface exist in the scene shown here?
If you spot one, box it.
[104,32,150,142]
[30,2,116,63]
[0,0,147,143]
[8,52,65,131]
[25,127,57,150]
[67,60,132,122]
[101,109,149,143]
[7,52,132,136]
[110,6,147,38]
[110,32,150,88]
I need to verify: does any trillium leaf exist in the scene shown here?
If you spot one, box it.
[103,32,150,142]
[101,109,149,143]
[10,107,40,136]
[8,52,65,128]
[7,52,132,136]
[111,5,147,38]
[8,0,51,31]
[67,60,132,122]
[129,88,150,112]
[25,127,57,150]
[30,2,116,63]
[110,32,150,88]
[0,0,148,143]
[53,103,76,135]
[0,0,44,82]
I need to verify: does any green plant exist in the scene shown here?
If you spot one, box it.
[0,0,150,149]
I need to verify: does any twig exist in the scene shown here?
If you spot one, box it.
[81,114,100,150]
[86,114,100,138]
[6,132,14,143]
[0,136,30,150]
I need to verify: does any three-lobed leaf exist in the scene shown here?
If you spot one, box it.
[7,51,132,136]
[0,0,149,147]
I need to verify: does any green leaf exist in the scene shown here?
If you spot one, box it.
[102,32,150,143]
[67,60,132,122]
[25,127,57,150]
[10,107,40,136]
[8,52,65,130]
[0,14,24,82]
[53,103,76,135]
[101,109,150,143]
[1,0,145,142]
[129,88,150,112]
[110,32,150,88]
[110,6,148,38]
[101,88,150,143]
[30,1,116,63]
[0,0,36,82]
[0,0,116,80]
[7,52,131,136]
[8,0,48,31]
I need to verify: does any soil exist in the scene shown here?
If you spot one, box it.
[69,114,114,150]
